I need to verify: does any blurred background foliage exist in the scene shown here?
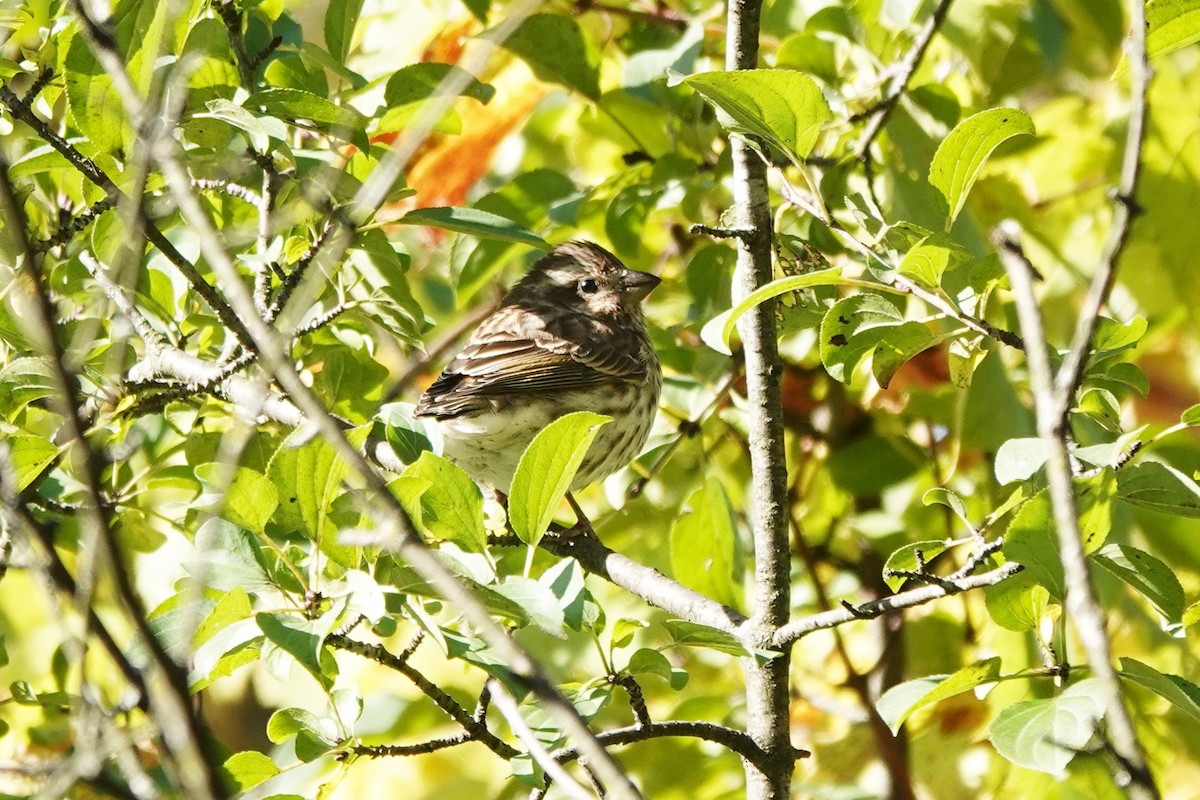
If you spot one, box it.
[2,0,1200,798]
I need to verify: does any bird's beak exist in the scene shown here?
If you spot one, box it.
[622,269,661,302]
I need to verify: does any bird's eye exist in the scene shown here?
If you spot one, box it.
[578,278,599,294]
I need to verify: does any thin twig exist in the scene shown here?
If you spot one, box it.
[853,0,955,162]
[0,83,256,352]
[488,680,596,800]
[1051,4,1152,422]
[0,150,227,800]
[777,176,1024,351]
[774,562,1023,646]
[327,633,519,759]
[996,219,1158,799]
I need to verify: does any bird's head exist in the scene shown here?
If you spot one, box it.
[511,241,660,321]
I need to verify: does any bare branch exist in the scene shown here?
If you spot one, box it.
[328,633,519,759]
[853,0,955,162]
[773,562,1022,647]
[488,680,597,800]
[996,220,1158,799]
[539,533,749,636]
[0,151,227,800]
[723,1,795,797]
[1051,2,1153,420]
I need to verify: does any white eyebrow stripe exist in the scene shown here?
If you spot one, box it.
[545,267,583,285]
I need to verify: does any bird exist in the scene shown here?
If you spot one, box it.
[415,241,662,497]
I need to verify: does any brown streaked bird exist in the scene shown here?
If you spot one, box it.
[415,241,662,494]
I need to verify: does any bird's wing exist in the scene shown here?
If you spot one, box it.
[416,307,646,419]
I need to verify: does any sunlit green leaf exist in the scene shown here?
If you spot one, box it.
[877,658,1001,734]
[989,679,1106,775]
[702,266,845,355]
[670,478,741,609]
[1119,658,1200,724]
[677,69,831,165]
[1117,461,1200,517]
[222,751,280,792]
[1093,544,1185,625]
[882,540,950,591]
[403,452,486,553]
[509,412,611,547]
[397,206,547,247]
[930,108,1035,224]
[324,0,365,62]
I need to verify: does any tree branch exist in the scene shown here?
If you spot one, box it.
[996,221,1158,799]
[723,1,795,796]
[1051,2,1152,420]
[327,633,518,759]
[0,151,227,800]
[539,533,749,636]
[852,0,955,162]
[773,562,1022,647]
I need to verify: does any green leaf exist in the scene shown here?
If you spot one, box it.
[670,478,741,609]
[63,27,128,155]
[492,577,566,636]
[267,433,361,568]
[626,648,688,689]
[453,170,577,303]
[877,657,1001,734]
[662,620,755,658]
[489,13,601,99]
[984,568,1050,631]
[348,228,423,344]
[397,206,547,247]
[897,235,972,289]
[187,519,273,592]
[7,435,60,492]
[677,69,831,166]
[1183,601,1200,629]
[1092,543,1185,625]
[383,63,495,107]
[611,618,648,650]
[379,403,433,465]
[1092,315,1148,352]
[1120,657,1200,724]
[1077,388,1122,432]
[1116,461,1200,517]
[929,108,1035,224]
[871,321,941,388]
[324,0,364,62]
[222,751,280,792]
[257,612,337,690]
[701,266,845,354]
[194,99,271,153]
[0,357,57,419]
[988,679,1106,775]
[246,88,369,149]
[994,437,1048,485]
[882,540,950,591]
[1146,0,1200,60]
[403,452,486,553]
[1002,490,1064,599]
[819,293,900,382]
[1181,403,1200,425]
[541,558,589,631]
[922,488,970,526]
[266,707,335,762]
[508,412,611,547]
[196,464,279,533]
